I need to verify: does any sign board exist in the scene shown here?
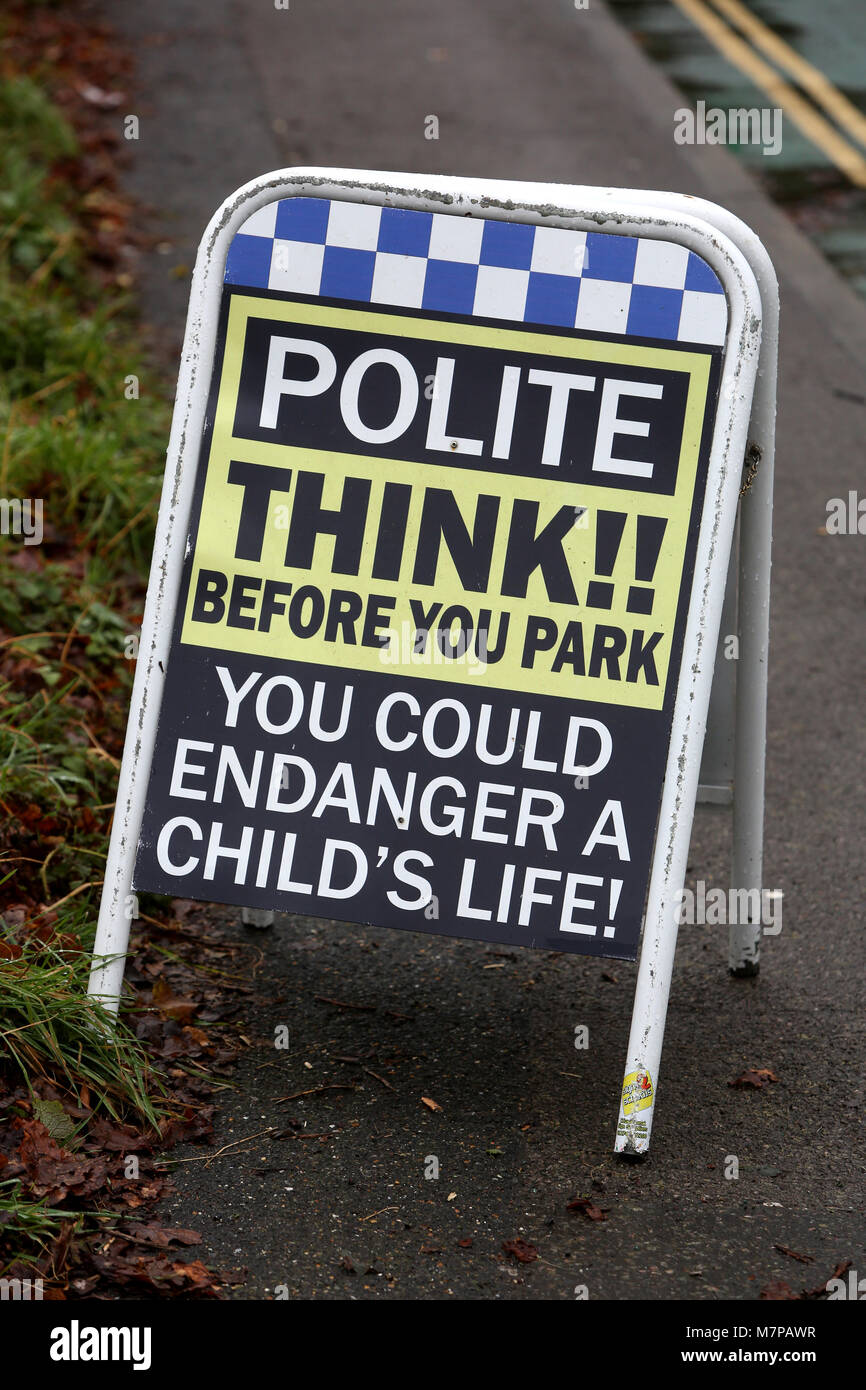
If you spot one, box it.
[132,198,726,960]
[90,172,771,1154]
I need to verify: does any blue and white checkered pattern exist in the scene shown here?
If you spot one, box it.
[225,198,727,347]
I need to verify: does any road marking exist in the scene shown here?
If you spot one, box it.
[709,0,866,151]
[669,0,866,188]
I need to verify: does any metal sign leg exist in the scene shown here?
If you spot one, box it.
[87,855,135,1014]
[728,299,775,976]
[728,447,773,975]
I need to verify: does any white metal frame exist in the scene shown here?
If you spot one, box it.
[87,170,772,1156]
[599,186,777,985]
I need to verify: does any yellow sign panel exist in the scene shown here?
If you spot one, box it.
[181,296,713,710]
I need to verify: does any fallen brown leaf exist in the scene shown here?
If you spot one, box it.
[502,1238,537,1264]
[151,977,199,1022]
[120,1222,203,1250]
[15,1119,109,1204]
[566,1196,610,1222]
[729,1068,779,1089]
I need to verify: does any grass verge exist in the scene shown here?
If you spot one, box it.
[0,8,244,1297]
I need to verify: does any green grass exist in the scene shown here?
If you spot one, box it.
[2,904,161,1128]
[0,65,175,1275]
[0,79,168,584]
[0,1179,89,1245]
[0,66,168,1081]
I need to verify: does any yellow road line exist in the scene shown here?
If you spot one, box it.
[710,0,866,151]
[669,0,866,187]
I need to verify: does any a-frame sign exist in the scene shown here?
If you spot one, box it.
[89,171,774,1155]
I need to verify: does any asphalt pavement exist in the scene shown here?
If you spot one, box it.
[107,0,866,1299]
